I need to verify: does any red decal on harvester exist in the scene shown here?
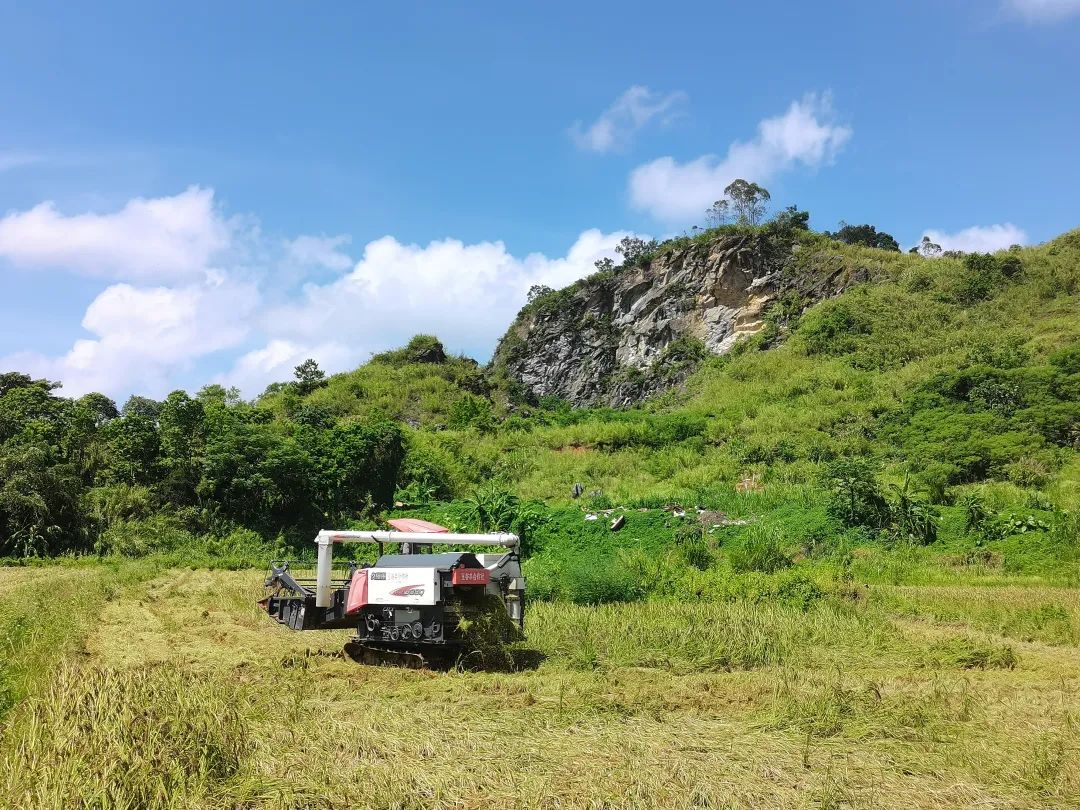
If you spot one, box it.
[451,568,490,586]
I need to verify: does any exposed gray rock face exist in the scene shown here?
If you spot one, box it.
[492,233,870,407]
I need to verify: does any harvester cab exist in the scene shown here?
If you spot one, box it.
[260,520,525,667]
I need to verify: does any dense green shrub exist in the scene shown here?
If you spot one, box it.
[370,334,448,366]
[96,518,273,567]
[674,524,712,570]
[955,252,1005,304]
[798,301,873,357]
[825,222,900,252]
[0,443,85,557]
[820,461,939,543]
[523,551,643,604]
[97,514,194,557]
[652,337,708,381]
[726,526,792,573]
[395,439,458,503]
[885,479,939,544]
[83,485,155,530]
[886,353,1080,484]
[822,459,891,530]
[447,394,495,431]
[1050,345,1080,375]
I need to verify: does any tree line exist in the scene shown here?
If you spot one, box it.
[0,366,404,557]
[703,178,908,252]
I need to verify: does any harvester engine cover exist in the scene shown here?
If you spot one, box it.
[353,552,491,644]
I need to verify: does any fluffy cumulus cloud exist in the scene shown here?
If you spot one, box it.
[570,85,688,153]
[0,187,264,397]
[1003,0,1080,21]
[921,223,1028,253]
[0,186,231,281]
[0,182,635,398]
[6,278,259,397]
[629,93,852,223]
[223,228,634,395]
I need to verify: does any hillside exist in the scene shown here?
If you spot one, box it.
[423,226,1080,506]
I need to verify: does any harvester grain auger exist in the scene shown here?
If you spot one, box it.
[259,519,525,668]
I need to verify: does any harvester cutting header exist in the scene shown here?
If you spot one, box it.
[260,519,526,667]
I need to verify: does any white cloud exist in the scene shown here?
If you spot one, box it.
[0,185,271,397]
[284,234,353,270]
[0,182,638,398]
[1003,0,1080,21]
[521,227,640,291]
[921,223,1028,253]
[629,93,852,222]
[220,228,634,395]
[4,278,259,397]
[570,86,687,153]
[0,186,231,281]
[220,339,355,396]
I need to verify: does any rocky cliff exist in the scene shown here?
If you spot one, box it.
[492,231,876,407]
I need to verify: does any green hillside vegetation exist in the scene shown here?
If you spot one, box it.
[394,228,1080,599]
[257,334,495,429]
[1,226,1079,598]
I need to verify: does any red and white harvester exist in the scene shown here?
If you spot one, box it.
[260,519,525,666]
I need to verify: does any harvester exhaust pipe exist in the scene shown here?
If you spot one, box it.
[313,530,519,608]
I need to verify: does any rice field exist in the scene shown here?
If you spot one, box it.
[1,566,1078,808]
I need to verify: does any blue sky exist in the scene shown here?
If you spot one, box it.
[1,0,1078,400]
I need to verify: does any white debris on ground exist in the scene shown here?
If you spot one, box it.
[580,503,754,531]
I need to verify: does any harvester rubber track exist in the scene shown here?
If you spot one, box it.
[343,640,438,669]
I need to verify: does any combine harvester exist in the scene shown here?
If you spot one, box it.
[260,519,526,667]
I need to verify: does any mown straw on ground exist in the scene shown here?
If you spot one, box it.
[0,567,1077,808]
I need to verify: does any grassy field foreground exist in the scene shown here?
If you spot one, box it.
[0,566,1078,809]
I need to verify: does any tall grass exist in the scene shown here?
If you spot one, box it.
[0,665,249,809]
[524,599,898,673]
[877,585,1080,646]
